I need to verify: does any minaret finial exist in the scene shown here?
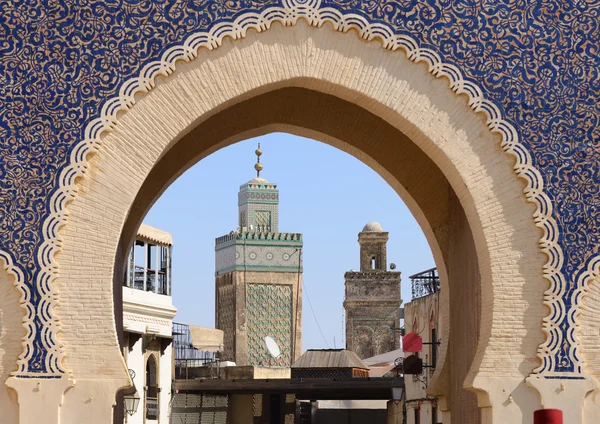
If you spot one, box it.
[254,143,263,178]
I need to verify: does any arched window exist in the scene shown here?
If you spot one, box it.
[146,355,159,420]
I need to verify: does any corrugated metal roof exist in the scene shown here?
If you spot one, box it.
[292,349,368,370]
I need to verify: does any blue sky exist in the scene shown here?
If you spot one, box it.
[143,133,434,351]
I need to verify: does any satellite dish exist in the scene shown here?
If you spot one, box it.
[264,336,281,359]
[390,263,397,270]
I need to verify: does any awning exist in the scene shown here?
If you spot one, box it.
[363,349,404,377]
[189,325,224,353]
[137,223,173,246]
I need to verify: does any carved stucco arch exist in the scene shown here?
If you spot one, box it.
[6,0,561,376]
[0,1,598,423]
[41,16,552,421]
[4,0,588,387]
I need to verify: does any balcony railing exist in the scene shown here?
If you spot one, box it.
[133,267,168,295]
[146,396,159,420]
[173,322,219,380]
[409,267,440,300]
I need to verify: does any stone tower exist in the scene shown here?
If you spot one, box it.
[215,144,303,367]
[344,222,402,359]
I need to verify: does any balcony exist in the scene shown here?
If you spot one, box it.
[173,322,219,380]
[146,396,159,420]
[409,267,440,300]
[133,267,168,295]
[124,236,172,296]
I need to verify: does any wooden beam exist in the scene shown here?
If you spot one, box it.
[174,377,403,400]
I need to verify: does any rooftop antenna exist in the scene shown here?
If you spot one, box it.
[264,336,281,366]
[254,143,263,178]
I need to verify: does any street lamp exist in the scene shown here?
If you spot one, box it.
[124,389,141,416]
[392,386,404,405]
[124,369,141,417]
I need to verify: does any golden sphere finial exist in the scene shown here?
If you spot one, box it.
[254,143,263,177]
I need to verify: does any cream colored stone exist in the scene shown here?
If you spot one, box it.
[58,378,126,424]
[5,377,74,424]
[526,375,595,423]
[0,269,22,423]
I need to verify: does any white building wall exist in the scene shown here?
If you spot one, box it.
[122,227,176,424]
[159,344,173,423]
[126,335,145,424]
[123,283,176,423]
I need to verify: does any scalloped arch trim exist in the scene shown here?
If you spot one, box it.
[0,0,574,377]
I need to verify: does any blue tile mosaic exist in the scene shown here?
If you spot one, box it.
[1,0,599,378]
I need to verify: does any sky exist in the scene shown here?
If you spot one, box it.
[143,132,434,352]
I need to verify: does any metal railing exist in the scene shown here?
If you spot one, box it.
[409,267,440,300]
[133,267,168,295]
[173,322,219,380]
[146,396,159,420]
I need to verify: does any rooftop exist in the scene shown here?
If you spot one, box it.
[248,177,269,184]
[292,349,369,370]
[362,222,383,232]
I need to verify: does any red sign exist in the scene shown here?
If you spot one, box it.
[402,332,422,352]
[534,409,563,424]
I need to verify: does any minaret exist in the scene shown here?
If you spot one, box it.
[237,144,279,233]
[214,144,303,367]
[344,222,402,359]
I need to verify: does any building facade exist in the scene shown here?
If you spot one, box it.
[399,268,442,424]
[344,223,401,359]
[122,224,177,424]
[215,146,303,367]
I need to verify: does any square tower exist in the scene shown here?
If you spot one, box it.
[344,222,402,359]
[358,222,388,271]
[214,145,302,367]
[237,178,279,233]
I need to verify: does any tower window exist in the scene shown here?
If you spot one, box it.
[371,256,376,269]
